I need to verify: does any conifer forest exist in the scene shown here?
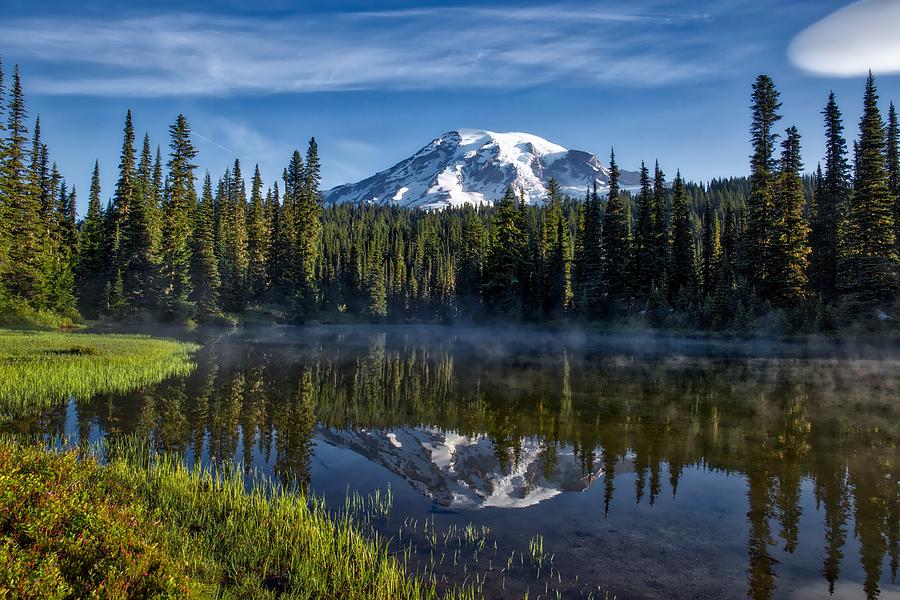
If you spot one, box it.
[1,61,897,333]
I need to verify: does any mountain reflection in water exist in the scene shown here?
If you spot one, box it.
[22,326,900,600]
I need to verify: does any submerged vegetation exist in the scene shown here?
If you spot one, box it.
[0,329,196,419]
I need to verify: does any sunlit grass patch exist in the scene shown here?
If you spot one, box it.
[0,439,471,600]
[0,329,197,419]
[0,443,189,599]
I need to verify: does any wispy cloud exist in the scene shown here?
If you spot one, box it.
[788,0,900,77]
[0,4,747,96]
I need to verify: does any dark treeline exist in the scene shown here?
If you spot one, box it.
[0,60,897,330]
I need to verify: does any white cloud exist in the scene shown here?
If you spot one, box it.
[788,0,900,77]
[0,6,743,96]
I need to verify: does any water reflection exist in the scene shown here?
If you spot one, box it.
[24,327,900,599]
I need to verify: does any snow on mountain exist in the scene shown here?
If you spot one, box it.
[317,426,608,509]
[324,130,641,210]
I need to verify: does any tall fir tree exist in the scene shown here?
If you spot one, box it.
[366,224,388,318]
[633,161,655,298]
[572,190,588,312]
[540,178,567,316]
[601,149,630,304]
[247,164,270,302]
[138,133,163,263]
[651,161,669,287]
[76,161,107,316]
[811,93,850,300]
[0,57,7,282]
[117,111,155,312]
[720,197,739,279]
[482,186,524,317]
[887,102,900,255]
[842,73,897,305]
[268,180,294,302]
[46,181,76,312]
[220,159,249,312]
[190,172,221,321]
[580,181,604,316]
[669,172,695,300]
[746,75,782,299]
[292,138,323,319]
[700,199,721,296]
[552,203,571,313]
[457,208,484,315]
[770,126,810,306]
[1,66,43,304]
[159,114,198,318]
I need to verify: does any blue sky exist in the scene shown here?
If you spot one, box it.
[3,0,900,213]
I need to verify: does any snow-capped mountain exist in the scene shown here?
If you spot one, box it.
[317,426,608,509]
[324,130,641,210]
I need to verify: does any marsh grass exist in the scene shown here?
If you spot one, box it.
[0,438,474,599]
[0,329,197,419]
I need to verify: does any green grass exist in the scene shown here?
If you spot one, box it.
[0,329,469,599]
[0,442,188,599]
[0,329,197,419]
[0,304,84,331]
[0,440,467,599]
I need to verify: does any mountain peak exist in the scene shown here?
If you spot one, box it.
[325,130,640,210]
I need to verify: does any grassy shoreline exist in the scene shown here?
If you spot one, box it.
[0,329,197,420]
[1,440,460,599]
[0,328,463,599]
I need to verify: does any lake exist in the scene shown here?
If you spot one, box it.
[17,325,900,599]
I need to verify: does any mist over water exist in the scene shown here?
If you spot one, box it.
[24,325,900,599]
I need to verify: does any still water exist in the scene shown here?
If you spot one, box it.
[22,326,900,599]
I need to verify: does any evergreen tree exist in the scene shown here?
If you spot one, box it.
[220,159,249,312]
[811,93,850,300]
[770,126,810,306]
[159,114,198,318]
[552,204,571,313]
[190,173,221,320]
[700,199,721,295]
[572,190,587,312]
[138,133,162,262]
[651,161,669,287]
[1,66,42,304]
[746,75,782,298]
[292,138,323,319]
[76,163,107,316]
[117,111,155,312]
[268,181,294,302]
[633,161,655,298]
[601,149,630,303]
[483,186,524,317]
[29,117,51,236]
[366,225,387,318]
[112,110,136,269]
[47,181,76,312]
[721,197,739,279]
[887,102,900,254]
[247,164,269,302]
[842,73,897,305]
[541,178,567,316]
[0,57,7,281]
[669,172,695,299]
[580,182,604,315]
[457,208,484,315]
